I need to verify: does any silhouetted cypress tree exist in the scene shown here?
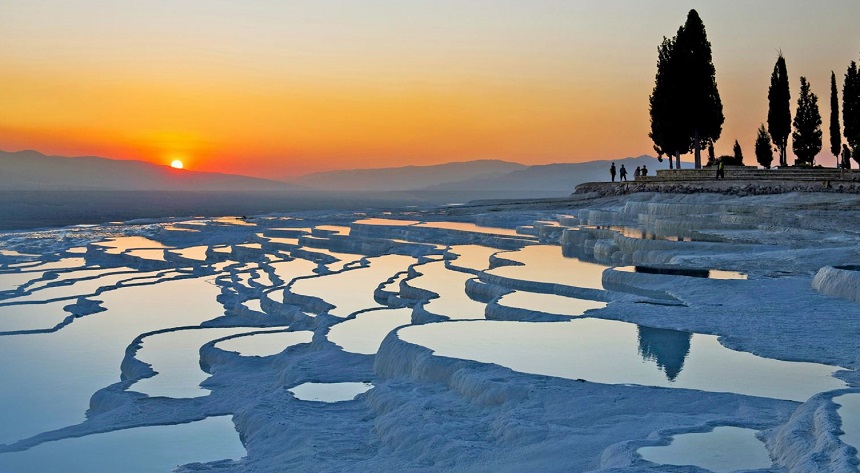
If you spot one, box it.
[649,36,690,169]
[755,124,773,169]
[707,141,715,166]
[675,10,723,169]
[792,77,822,166]
[830,71,842,166]
[844,61,860,166]
[768,53,791,167]
[650,36,673,169]
[733,140,744,165]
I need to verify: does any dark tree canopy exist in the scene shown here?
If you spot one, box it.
[649,9,723,169]
[649,36,690,169]
[755,124,773,169]
[844,60,860,166]
[792,76,822,166]
[830,71,842,161]
[768,53,791,167]
[732,139,744,165]
[675,9,724,168]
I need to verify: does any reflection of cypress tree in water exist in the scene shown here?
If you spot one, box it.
[637,325,692,381]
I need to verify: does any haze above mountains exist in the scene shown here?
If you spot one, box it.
[0,150,298,192]
[0,149,658,197]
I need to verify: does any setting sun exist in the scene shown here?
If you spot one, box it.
[170,160,183,170]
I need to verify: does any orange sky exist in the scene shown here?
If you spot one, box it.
[1,1,859,178]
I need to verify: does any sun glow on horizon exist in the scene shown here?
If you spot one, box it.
[2,2,860,177]
[170,159,184,170]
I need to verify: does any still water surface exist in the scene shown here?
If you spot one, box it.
[638,426,771,472]
[0,416,245,473]
[289,382,374,402]
[398,319,845,401]
[215,330,313,357]
[0,277,223,444]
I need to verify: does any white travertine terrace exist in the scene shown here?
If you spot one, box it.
[0,192,859,472]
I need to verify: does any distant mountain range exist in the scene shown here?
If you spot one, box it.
[0,149,664,197]
[292,155,660,197]
[418,156,658,194]
[0,150,299,192]
[288,159,527,191]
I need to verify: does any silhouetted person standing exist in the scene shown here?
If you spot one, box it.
[641,165,648,177]
[715,157,725,179]
[634,166,641,179]
[610,163,616,182]
[619,164,628,181]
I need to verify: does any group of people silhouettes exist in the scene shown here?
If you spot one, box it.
[609,163,646,182]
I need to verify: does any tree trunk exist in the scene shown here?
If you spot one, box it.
[675,150,681,169]
[694,129,701,169]
[669,156,674,169]
[781,140,787,167]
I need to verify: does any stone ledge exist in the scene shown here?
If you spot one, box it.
[812,266,860,303]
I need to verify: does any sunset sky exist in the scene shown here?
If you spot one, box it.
[1,1,859,178]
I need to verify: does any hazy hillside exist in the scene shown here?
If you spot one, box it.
[0,150,299,192]
[291,159,527,191]
[421,155,663,196]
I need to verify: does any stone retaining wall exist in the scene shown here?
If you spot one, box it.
[574,179,860,197]
[638,167,860,183]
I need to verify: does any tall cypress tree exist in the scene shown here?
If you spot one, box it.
[844,61,860,166]
[649,36,690,169]
[755,124,773,169]
[733,140,744,165]
[768,53,791,167]
[675,10,723,169]
[707,141,715,166]
[792,76,822,166]
[830,71,842,167]
[649,36,674,168]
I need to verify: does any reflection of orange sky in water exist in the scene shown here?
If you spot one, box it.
[488,245,608,290]
[498,291,607,317]
[353,218,420,227]
[290,254,415,317]
[416,221,526,237]
[446,245,501,272]
[408,261,487,320]
[328,308,414,355]
[94,236,168,254]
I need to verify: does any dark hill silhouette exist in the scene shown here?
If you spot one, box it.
[0,150,300,192]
